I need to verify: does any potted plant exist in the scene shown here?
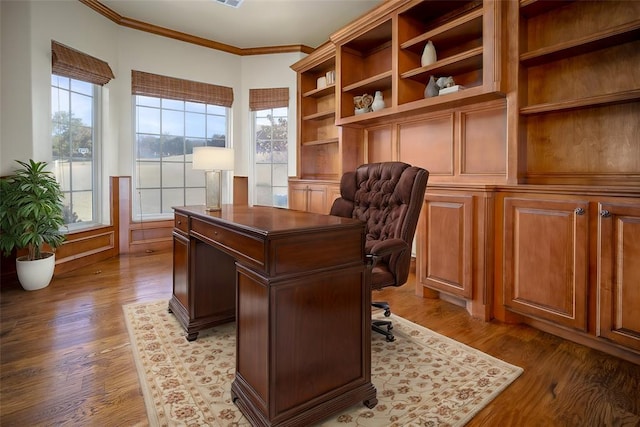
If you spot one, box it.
[0,159,66,290]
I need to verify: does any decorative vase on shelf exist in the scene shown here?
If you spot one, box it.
[424,76,439,98]
[421,40,437,67]
[371,91,385,111]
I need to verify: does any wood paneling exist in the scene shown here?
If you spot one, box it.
[461,103,506,175]
[233,176,249,205]
[365,125,393,163]
[399,114,454,176]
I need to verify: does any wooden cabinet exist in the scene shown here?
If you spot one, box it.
[597,202,640,352]
[289,180,331,214]
[503,196,589,330]
[515,0,640,186]
[289,0,640,361]
[499,192,640,361]
[417,188,494,320]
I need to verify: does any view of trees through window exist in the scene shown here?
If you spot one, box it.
[254,107,288,207]
[134,96,228,218]
[51,75,98,228]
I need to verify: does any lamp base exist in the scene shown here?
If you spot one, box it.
[204,170,223,211]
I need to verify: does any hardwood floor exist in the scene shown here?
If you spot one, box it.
[1,250,639,426]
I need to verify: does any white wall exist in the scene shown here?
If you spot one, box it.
[0,0,306,216]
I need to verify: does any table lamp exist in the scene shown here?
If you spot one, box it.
[192,146,234,211]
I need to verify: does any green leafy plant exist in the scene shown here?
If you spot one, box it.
[0,159,66,260]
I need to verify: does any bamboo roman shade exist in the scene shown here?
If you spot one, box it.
[131,71,234,107]
[249,88,289,111]
[51,41,114,86]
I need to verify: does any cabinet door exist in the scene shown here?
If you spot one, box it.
[419,194,473,299]
[172,231,189,309]
[307,185,328,214]
[597,201,640,351]
[503,197,589,330]
[289,183,308,211]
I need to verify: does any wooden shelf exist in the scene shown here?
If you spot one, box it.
[520,21,640,66]
[303,110,335,121]
[400,8,483,53]
[520,89,640,115]
[302,84,335,99]
[342,70,393,93]
[400,46,483,83]
[519,0,575,18]
[301,137,339,147]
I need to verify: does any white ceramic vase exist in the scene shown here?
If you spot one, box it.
[371,91,385,111]
[16,252,55,291]
[421,40,437,67]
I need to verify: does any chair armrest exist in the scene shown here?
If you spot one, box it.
[366,239,409,267]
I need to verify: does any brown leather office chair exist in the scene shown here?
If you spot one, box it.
[330,162,428,341]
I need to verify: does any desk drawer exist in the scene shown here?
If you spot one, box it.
[174,213,189,233]
[191,218,265,270]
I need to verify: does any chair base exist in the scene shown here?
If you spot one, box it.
[372,301,394,341]
[372,319,395,342]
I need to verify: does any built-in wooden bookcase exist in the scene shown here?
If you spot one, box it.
[337,18,393,122]
[517,0,640,186]
[331,0,503,126]
[290,42,364,213]
[397,0,484,104]
[292,42,340,181]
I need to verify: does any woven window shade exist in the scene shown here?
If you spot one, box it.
[51,41,114,86]
[249,88,289,111]
[132,70,233,107]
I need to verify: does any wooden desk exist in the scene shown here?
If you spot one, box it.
[169,205,377,426]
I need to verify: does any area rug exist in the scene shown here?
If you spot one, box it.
[123,300,523,426]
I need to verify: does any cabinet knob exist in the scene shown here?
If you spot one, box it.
[177,220,182,224]
[574,207,585,215]
[600,209,611,218]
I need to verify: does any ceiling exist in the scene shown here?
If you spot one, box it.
[98,0,384,50]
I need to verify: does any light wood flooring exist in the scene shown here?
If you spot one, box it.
[1,249,639,426]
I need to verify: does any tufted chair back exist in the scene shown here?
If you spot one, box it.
[330,162,428,290]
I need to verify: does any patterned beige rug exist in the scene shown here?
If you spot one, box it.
[123,300,523,426]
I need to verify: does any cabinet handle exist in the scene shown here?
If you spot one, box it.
[574,207,585,215]
[177,220,182,224]
[600,209,611,218]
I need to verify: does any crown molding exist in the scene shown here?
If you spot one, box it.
[79,0,315,56]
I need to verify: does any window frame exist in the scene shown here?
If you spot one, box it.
[51,74,103,231]
[132,95,232,221]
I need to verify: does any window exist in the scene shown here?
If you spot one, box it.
[50,41,114,230]
[249,88,289,208]
[51,75,100,228]
[134,96,228,218]
[131,71,234,220]
[253,107,288,207]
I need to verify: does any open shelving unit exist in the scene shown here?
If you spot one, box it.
[328,0,503,126]
[517,0,640,185]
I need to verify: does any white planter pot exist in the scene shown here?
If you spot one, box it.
[16,252,55,291]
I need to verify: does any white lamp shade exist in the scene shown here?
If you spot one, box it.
[192,146,234,171]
